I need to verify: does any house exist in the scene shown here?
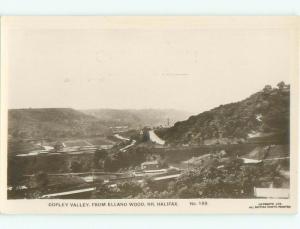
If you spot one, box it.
[141,161,160,170]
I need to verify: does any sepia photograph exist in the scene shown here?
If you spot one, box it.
[0,16,298,213]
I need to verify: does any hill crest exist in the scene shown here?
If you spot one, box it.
[156,82,290,145]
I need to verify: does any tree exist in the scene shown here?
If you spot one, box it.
[70,161,82,172]
[7,157,25,189]
[35,171,49,188]
[263,85,272,93]
[277,81,286,90]
[53,141,63,152]
[28,171,49,192]
[141,129,150,142]
[119,182,143,196]
[94,149,108,168]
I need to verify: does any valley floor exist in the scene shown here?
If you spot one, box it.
[7,130,290,200]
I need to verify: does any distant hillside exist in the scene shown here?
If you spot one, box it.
[8,108,111,140]
[157,82,290,145]
[81,109,190,128]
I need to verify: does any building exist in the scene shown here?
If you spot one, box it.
[141,161,160,170]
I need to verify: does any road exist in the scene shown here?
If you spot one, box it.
[114,134,130,141]
[120,140,136,152]
[114,133,136,152]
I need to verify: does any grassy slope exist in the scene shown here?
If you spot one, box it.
[157,85,289,145]
[8,108,111,140]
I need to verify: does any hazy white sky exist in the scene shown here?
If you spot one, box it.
[6,17,296,113]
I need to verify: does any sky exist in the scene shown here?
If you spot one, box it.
[5,17,296,113]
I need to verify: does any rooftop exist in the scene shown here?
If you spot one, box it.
[141,160,159,166]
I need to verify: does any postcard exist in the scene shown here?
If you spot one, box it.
[0,16,298,213]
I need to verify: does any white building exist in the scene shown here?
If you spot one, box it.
[141,161,160,170]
